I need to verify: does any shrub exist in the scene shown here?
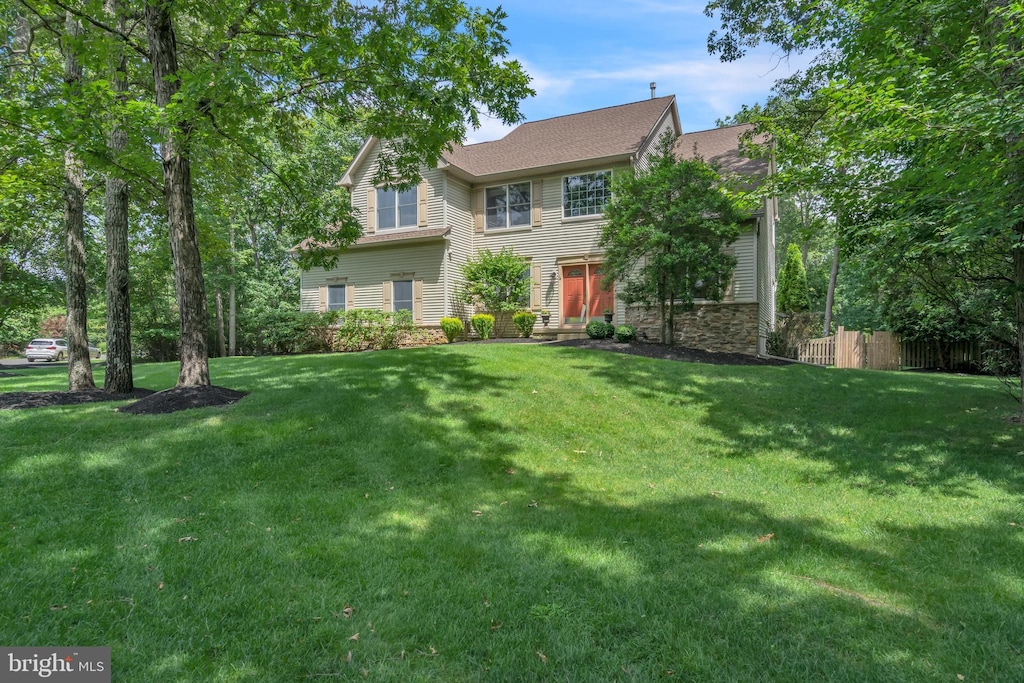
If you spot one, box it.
[471,313,495,340]
[440,317,464,343]
[461,248,531,312]
[249,309,335,356]
[765,330,786,357]
[586,320,614,339]
[332,309,414,352]
[512,311,537,338]
[613,324,636,343]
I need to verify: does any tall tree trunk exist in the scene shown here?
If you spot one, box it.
[228,227,236,356]
[145,1,210,387]
[216,289,226,357]
[62,14,95,392]
[103,0,133,393]
[1014,232,1024,420]
[823,241,839,337]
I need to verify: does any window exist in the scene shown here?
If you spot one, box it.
[485,183,531,229]
[377,187,417,230]
[563,171,611,218]
[393,280,413,312]
[327,284,346,311]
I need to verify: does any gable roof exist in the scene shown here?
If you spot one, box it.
[442,96,677,182]
[673,123,770,178]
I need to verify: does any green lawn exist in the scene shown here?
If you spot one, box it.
[1,345,1022,681]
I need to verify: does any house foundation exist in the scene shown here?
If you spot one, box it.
[627,302,760,355]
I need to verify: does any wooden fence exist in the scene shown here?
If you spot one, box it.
[797,327,910,371]
[901,340,985,370]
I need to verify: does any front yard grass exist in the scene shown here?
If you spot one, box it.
[1,345,1022,681]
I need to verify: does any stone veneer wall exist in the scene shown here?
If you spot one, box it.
[626,302,760,355]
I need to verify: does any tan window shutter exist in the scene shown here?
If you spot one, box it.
[382,280,392,312]
[473,189,484,233]
[318,285,327,312]
[413,279,423,324]
[346,283,355,310]
[530,263,542,310]
[418,180,429,227]
[365,187,376,234]
[532,180,542,227]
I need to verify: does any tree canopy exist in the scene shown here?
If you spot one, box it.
[706,0,1024,417]
[2,0,533,385]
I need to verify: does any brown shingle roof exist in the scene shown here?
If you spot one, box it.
[673,123,770,178]
[444,96,677,179]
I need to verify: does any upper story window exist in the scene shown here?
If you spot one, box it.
[377,187,417,231]
[486,183,531,230]
[563,171,611,218]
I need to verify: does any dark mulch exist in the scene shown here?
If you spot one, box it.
[0,388,156,410]
[117,385,247,415]
[546,337,792,366]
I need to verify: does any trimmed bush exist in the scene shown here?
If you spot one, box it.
[251,309,337,356]
[613,324,636,343]
[586,320,614,339]
[440,317,465,343]
[471,314,495,340]
[512,311,537,338]
[332,309,414,352]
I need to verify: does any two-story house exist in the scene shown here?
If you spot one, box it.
[298,95,776,355]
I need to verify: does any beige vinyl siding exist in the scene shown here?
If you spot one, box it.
[723,230,757,303]
[445,176,475,315]
[349,142,446,235]
[299,242,446,324]
[635,109,678,173]
[472,166,628,323]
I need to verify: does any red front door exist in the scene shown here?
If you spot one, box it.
[562,266,586,324]
[589,265,614,319]
[562,263,613,325]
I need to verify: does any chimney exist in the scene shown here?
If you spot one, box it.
[650,82,657,99]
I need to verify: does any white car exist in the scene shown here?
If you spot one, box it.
[25,338,68,362]
[24,338,102,362]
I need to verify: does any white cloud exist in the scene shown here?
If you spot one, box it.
[464,115,517,145]
[514,46,815,130]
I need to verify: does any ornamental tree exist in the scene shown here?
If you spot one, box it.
[461,247,530,312]
[599,135,745,345]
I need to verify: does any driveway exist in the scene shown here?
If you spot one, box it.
[0,357,104,370]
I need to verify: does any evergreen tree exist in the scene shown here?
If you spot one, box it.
[777,243,810,313]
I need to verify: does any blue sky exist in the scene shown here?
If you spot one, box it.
[465,1,810,143]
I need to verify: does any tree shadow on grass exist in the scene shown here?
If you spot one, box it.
[191,471,1024,681]
[556,347,1024,497]
[2,347,1023,681]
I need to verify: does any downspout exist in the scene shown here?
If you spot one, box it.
[442,170,449,317]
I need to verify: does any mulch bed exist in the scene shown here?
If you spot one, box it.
[546,338,792,366]
[0,388,156,410]
[0,385,246,415]
[117,386,247,415]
